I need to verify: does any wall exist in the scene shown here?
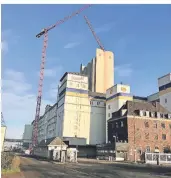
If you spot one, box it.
[1,127,6,152]
[106,84,132,143]
[80,48,114,94]
[127,116,171,161]
[37,103,57,143]
[57,73,90,144]
[89,99,106,145]
[158,73,171,112]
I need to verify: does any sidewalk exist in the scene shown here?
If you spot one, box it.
[77,158,171,167]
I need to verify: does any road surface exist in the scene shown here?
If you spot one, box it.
[20,156,171,178]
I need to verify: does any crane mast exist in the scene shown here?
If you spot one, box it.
[32,5,91,147]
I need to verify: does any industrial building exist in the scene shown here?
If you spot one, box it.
[23,46,171,161]
[35,72,106,147]
[23,124,33,148]
[80,48,114,94]
[107,101,171,162]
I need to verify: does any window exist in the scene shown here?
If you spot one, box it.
[165,98,167,103]
[162,134,166,140]
[137,148,142,154]
[90,101,93,105]
[146,146,150,153]
[143,111,146,116]
[153,122,157,128]
[116,122,119,128]
[160,113,164,118]
[145,133,149,139]
[121,121,124,127]
[97,101,100,105]
[144,121,149,128]
[108,105,111,109]
[108,113,110,118]
[161,123,165,128]
[154,134,158,140]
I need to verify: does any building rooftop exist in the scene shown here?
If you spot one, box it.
[88,91,106,100]
[60,72,87,82]
[108,100,170,122]
[38,137,66,147]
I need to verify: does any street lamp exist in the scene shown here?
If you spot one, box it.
[113,135,116,159]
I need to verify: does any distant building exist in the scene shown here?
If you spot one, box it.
[147,92,159,103]
[158,73,171,112]
[80,48,114,93]
[37,103,57,143]
[23,124,33,148]
[108,101,171,162]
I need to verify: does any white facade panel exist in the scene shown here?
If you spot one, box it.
[159,92,171,112]
[89,102,106,145]
[158,73,171,87]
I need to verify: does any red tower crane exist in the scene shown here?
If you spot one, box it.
[32,5,91,147]
[84,15,105,51]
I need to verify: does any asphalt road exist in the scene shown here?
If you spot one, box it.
[20,156,171,178]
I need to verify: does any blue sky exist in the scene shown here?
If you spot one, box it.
[2,4,171,138]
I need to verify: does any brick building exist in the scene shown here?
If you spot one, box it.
[108,101,171,161]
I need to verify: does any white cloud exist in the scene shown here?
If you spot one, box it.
[1,41,8,53]
[95,22,115,33]
[64,42,80,49]
[2,69,53,139]
[115,64,133,77]
[1,29,20,54]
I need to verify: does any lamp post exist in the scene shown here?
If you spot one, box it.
[113,135,116,159]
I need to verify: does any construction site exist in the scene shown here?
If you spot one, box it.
[1,5,171,178]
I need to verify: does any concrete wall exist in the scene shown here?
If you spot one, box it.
[158,73,171,112]
[80,48,114,94]
[57,73,90,144]
[89,99,106,145]
[37,103,57,143]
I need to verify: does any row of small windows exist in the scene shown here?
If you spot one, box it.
[90,101,105,106]
[111,121,124,128]
[70,82,87,89]
[144,121,171,129]
[144,133,167,140]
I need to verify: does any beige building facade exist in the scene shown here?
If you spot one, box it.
[80,48,114,94]
[1,126,6,152]
[56,72,91,144]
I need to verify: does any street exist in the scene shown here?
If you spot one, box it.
[20,156,171,178]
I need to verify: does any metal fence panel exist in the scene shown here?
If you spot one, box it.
[145,152,171,164]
